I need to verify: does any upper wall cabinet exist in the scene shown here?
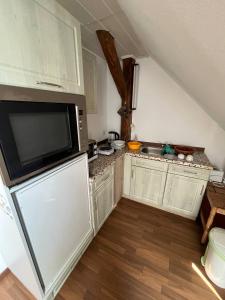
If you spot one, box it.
[82,49,97,113]
[0,0,84,94]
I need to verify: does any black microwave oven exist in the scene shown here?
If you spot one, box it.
[0,85,88,187]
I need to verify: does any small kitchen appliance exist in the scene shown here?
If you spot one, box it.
[108,131,120,145]
[0,84,88,187]
[98,146,114,156]
[87,139,98,162]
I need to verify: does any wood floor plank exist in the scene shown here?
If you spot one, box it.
[1,197,225,299]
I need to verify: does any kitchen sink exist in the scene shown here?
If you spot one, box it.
[141,147,162,155]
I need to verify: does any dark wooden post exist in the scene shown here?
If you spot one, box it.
[96,30,135,141]
[122,57,135,141]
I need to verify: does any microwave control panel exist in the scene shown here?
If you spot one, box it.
[77,107,88,152]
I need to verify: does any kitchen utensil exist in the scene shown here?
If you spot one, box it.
[161,144,175,155]
[127,141,142,151]
[174,145,194,155]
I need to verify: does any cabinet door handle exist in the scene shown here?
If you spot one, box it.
[94,199,97,211]
[200,185,205,196]
[36,81,63,88]
[183,170,198,175]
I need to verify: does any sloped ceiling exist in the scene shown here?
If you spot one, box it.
[56,0,148,58]
[117,0,225,131]
[58,0,225,131]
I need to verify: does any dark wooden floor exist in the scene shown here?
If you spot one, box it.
[1,198,225,299]
[57,198,225,300]
[0,270,35,300]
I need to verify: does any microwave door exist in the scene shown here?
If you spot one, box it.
[0,101,81,186]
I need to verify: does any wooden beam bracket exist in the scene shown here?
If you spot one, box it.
[117,106,131,118]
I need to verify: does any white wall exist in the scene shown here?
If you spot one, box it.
[86,51,121,142]
[0,252,6,274]
[85,50,225,169]
[106,68,121,134]
[132,57,225,170]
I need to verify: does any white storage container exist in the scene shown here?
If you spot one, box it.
[201,227,225,288]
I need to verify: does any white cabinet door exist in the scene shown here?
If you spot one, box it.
[14,156,91,292]
[123,154,132,196]
[83,49,97,113]
[114,156,124,205]
[163,174,206,218]
[130,166,167,206]
[0,0,84,94]
[94,178,114,232]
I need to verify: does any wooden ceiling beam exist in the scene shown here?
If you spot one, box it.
[96,30,135,141]
[96,30,127,100]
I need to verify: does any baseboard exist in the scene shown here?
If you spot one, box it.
[0,268,9,280]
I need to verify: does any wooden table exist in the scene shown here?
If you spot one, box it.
[200,182,225,243]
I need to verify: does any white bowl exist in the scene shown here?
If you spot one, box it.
[112,140,125,147]
[111,140,125,150]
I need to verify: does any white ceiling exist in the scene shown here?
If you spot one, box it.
[58,0,225,131]
[117,0,225,131]
[56,0,148,58]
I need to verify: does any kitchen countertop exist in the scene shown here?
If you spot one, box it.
[89,148,125,180]
[126,149,213,169]
[89,147,213,180]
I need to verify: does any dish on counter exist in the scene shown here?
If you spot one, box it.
[111,140,125,150]
[128,141,142,150]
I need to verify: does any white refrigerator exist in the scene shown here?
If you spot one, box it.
[1,154,93,299]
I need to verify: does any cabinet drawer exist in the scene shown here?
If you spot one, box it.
[94,165,114,191]
[132,157,168,172]
[168,164,210,180]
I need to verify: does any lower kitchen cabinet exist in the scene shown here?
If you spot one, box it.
[90,164,114,235]
[94,178,114,232]
[130,166,167,206]
[123,154,132,197]
[114,155,124,205]
[123,154,210,219]
[163,174,206,218]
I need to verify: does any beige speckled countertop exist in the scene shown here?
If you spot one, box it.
[89,147,213,180]
[89,149,125,180]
